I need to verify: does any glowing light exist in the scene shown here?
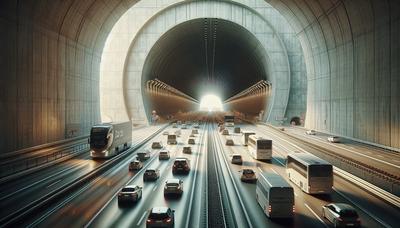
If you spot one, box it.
[199,94,223,112]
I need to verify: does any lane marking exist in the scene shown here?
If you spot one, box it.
[46,179,62,188]
[270,168,278,174]
[294,192,298,197]
[333,187,391,228]
[272,157,284,166]
[137,210,148,226]
[304,203,328,227]
[152,185,158,192]
[257,167,263,173]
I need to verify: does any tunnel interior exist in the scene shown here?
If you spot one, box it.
[141,18,270,105]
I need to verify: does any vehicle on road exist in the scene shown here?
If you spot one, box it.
[163,131,169,135]
[306,130,316,135]
[159,149,170,160]
[89,122,132,158]
[151,141,163,149]
[174,129,181,137]
[240,169,257,182]
[256,172,294,218]
[286,152,333,194]
[191,129,198,134]
[137,149,151,161]
[146,207,175,228]
[248,135,272,161]
[322,203,361,227]
[183,146,192,154]
[172,158,190,174]
[181,124,187,129]
[188,137,195,145]
[193,124,200,129]
[129,160,143,171]
[328,136,341,143]
[164,179,183,196]
[231,154,243,165]
[234,127,241,133]
[118,185,142,204]
[167,134,177,145]
[242,131,256,146]
[224,115,235,127]
[172,123,177,128]
[143,169,160,181]
[226,138,234,146]
[222,129,229,135]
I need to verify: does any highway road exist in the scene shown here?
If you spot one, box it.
[1,121,398,227]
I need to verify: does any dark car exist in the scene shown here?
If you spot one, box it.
[146,207,175,228]
[172,158,190,174]
[322,203,361,227]
[143,169,160,181]
[129,160,143,171]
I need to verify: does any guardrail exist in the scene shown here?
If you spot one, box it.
[258,122,400,197]
[0,137,89,179]
[0,124,169,227]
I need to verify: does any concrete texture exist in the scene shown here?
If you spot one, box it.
[0,0,398,152]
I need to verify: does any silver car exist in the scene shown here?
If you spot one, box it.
[188,138,195,145]
[152,141,163,149]
[231,154,243,165]
[159,149,170,160]
[306,129,316,135]
[328,136,341,143]
[222,129,229,135]
[322,203,361,227]
[118,185,142,204]
[164,179,183,196]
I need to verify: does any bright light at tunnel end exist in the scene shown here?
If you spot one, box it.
[199,94,223,112]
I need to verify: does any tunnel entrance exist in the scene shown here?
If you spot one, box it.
[141,18,270,121]
[290,116,301,126]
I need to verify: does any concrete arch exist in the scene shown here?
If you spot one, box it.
[121,0,290,124]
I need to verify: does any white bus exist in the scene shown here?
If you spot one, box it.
[89,122,132,158]
[256,172,295,219]
[286,152,333,194]
[242,131,255,146]
[248,135,272,161]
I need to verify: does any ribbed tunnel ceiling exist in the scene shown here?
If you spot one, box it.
[142,18,268,100]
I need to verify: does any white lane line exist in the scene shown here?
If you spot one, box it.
[294,192,298,197]
[272,157,285,166]
[258,167,263,173]
[333,187,391,228]
[304,203,328,227]
[152,185,158,192]
[46,179,62,188]
[270,168,278,174]
[137,210,148,226]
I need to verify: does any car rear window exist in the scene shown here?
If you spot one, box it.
[233,155,241,159]
[243,170,254,174]
[121,188,135,192]
[149,213,169,220]
[146,170,155,173]
[160,151,168,155]
[167,183,179,187]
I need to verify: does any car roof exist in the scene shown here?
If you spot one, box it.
[122,185,138,189]
[166,179,181,184]
[331,203,355,211]
[150,207,170,214]
[175,157,188,161]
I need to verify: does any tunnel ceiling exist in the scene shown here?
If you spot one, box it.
[142,18,268,100]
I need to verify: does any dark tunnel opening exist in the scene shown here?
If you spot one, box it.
[141,18,270,119]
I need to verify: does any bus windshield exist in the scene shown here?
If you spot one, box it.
[90,127,109,149]
[309,165,333,177]
[270,188,294,203]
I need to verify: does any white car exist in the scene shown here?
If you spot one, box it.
[306,130,316,135]
[118,185,142,204]
[164,179,183,196]
[231,154,243,165]
[163,131,169,135]
[322,203,361,227]
[151,141,163,149]
[159,149,170,160]
[328,136,341,143]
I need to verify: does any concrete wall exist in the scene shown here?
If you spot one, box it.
[268,0,400,149]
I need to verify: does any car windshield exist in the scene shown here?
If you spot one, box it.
[121,188,135,192]
[233,155,241,159]
[149,213,169,220]
[90,127,109,148]
[340,209,358,218]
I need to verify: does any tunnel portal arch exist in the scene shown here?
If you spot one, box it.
[122,0,290,124]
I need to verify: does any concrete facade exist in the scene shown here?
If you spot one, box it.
[0,0,398,152]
